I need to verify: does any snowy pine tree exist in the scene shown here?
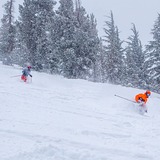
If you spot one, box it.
[103,11,124,84]
[53,0,76,77]
[11,21,30,66]
[0,0,15,65]
[125,23,145,88]
[88,14,101,82]
[96,38,106,83]
[145,13,160,92]
[53,0,100,79]
[17,0,56,70]
[73,0,100,79]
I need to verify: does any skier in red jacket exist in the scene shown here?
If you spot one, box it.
[21,65,32,82]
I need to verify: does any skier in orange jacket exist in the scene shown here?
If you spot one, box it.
[135,90,151,113]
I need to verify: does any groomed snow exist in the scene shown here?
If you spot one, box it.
[0,62,160,160]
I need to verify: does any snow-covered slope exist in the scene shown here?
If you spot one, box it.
[0,63,160,160]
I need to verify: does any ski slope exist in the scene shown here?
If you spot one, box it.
[0,63,160,160]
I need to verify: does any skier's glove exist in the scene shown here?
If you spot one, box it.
[30,75,32,77]
[138,98,144,103]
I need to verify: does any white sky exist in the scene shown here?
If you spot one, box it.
[81,0,160,46]
[0,0,160,45]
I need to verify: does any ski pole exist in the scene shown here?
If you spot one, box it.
[30,77,32,83]
[114,94,136,103]
[10,75,21,78]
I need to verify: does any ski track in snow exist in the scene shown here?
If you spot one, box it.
[0,63,160,160]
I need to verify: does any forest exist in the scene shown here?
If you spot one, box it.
[0,0,160,93]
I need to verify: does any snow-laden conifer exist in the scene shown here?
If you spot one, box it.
[125,23,145,88]
[0,0,15,65]
[103,11,124,84]
[145,13,160,92]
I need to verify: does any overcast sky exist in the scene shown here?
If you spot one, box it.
[81,0,160,46]
[0,0,160,46]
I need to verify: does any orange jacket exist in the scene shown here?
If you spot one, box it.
[135,93,148,104]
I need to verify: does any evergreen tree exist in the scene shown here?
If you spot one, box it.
[53,0,76,77]
[73,0,100,79]
[0,0,15,65]
[145,13,160,92]
[88,14,101,82]
[103,11,124,84]
[96,38,106,83]
[54,0,100,79]
[11,21,29,66]
[18,0,56,70]
[125,23,145,88]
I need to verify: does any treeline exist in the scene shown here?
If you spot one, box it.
[0,0,160,93]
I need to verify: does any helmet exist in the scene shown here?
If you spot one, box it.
[145,90,151,97]
[27,65,31,69]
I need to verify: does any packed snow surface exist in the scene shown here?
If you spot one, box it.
[0,63,160,160]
